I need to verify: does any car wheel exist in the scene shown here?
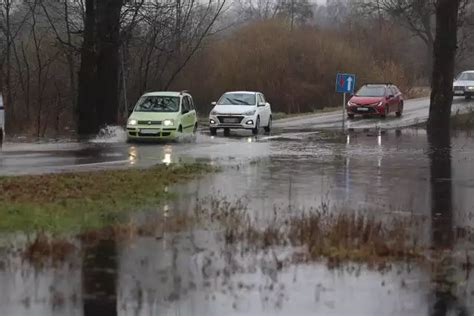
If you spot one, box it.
[252,117,260,135]
[178,125,183,133]
[193,123,198,134]
[210,128,217,136]
[347,114,355,119]
[264,116,272,133]
[396,102,403,117]
[224,128,231,136]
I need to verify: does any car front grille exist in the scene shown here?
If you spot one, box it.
[217,116,244,124]
[138,120,162,125]
[454,86,465,91]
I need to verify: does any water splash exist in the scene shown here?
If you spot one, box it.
[90,125,127,143]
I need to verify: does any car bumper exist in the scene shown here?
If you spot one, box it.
[209,115,257,129]
[126,126,179,140]
[347,105,385,116]
[454,88,474,96]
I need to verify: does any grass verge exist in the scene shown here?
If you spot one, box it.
[0,164,213,233]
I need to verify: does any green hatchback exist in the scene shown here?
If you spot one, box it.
[127,91,198,141]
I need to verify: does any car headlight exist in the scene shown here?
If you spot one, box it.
[377,101,383,106]
[128,119,137,126]
[467,86,474,91]
[348,101,356,106]
[243,110,256,116]
[163,119,175,126]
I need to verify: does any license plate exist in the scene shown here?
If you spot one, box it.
[223,118,239,123]
[357,107,369,111]
[140,129,160,134]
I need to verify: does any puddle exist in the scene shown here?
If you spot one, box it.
[2,128,474,315]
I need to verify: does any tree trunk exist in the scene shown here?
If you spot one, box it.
[77,0,123,135]
[96,0,122,127]
[427,0,461,133]
[77,0,99,135]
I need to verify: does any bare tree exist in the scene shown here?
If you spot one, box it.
[77,0,124,134]
[427,0,461,134]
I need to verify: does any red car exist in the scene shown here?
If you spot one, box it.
[347,84,404,118]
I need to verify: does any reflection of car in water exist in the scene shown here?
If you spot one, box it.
[208,91,272,136]
[453,70,474,99]
[347,84,404,119]
[126,91,197,142]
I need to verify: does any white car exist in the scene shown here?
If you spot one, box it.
[453,70,474,99]
[209,91,272,136]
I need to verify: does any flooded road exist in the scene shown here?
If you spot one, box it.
[2,102,474,315]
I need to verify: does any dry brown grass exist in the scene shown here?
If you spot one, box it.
[173,19,414,114]
[23,233,76,266]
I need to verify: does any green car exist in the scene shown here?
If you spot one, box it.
[127,91,198,141]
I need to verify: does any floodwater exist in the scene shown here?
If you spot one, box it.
[1,127,474,315]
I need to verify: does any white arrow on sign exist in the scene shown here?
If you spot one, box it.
[346,77,353,92]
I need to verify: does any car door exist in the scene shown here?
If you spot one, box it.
[181,96,192,132]
[388,87,398,113]
[257,93,268,126]
[188,95,197,129]
[260,93,272,126]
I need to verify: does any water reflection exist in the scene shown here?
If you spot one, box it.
[162,146,173,165]
[428,129,469,315]
[82,238,118,316]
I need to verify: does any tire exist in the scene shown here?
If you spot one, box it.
[210,128,217,136]
[252,117,260,135]
[264,116,272,133]
[347,114,355,119]
[178,125,183,133]
[193,123,198,134]
[224,128,230,136]
[396,102,403,117]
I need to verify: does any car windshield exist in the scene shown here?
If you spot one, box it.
[217,93,256,106]
[457,73,474,81]
[134,96,180,112]
[356,86,386,97]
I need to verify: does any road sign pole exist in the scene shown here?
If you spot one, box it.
[342,92,346,131]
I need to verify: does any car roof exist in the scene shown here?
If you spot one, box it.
[142,91,190,97]
[223,91,258,94]
[460,70,474,73]
[363,83,396,87]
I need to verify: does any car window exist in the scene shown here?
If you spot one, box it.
[356,86,387,97]
[182,96,190,112]
[218,93,256,106]
[134,96,180,113]
[260,94,266,103]
[389,87,397,96]
[458,72,474,81]
[188,96,195,110]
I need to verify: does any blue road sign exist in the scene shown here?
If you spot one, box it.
[336,73,356,94]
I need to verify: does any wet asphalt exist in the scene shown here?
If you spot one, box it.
[1,96,474,315]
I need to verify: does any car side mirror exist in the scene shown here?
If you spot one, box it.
[211,101,217,106]
[258,102,266,107]
[265,102,270,107]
